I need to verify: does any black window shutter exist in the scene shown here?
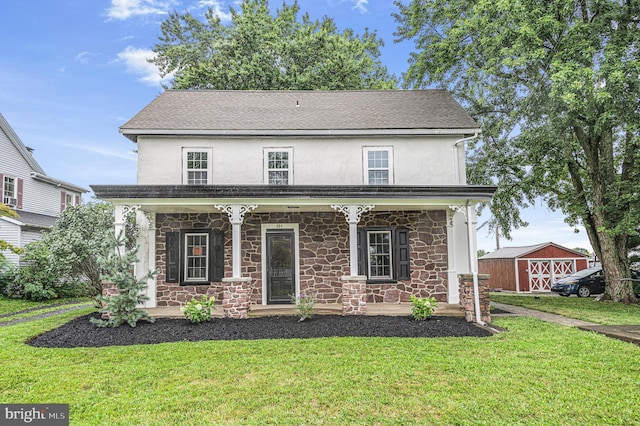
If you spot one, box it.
[395,229,411,280]
[210,230,225,282]
[166,232,180,283]
[356,229,367,276]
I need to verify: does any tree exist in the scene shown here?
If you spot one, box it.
[395,0,640,303]
[151,0,397,90]
[92,233,155,328]
[43,202,118,297]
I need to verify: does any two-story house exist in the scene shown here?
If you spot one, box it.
[0,113,89,264]
[92,90,495,320]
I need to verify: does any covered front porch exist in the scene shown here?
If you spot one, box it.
[93,185,494,321]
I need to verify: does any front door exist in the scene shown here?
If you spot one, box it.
[266,231,295,304]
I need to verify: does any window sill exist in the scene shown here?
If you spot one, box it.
[180,281,212,286]
[366,279,398,285]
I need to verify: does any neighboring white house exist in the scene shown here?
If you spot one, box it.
[0,113,89,265]
[92,90,496,318]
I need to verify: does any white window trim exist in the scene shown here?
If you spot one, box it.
[261,223,300,305]
[363,146,394,185]
[182,148,213,185]
[3,176,17,206]
[263,147,293,185]
[183,232,210,282]
[366,230,394,280]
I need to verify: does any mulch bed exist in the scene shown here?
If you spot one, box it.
[27,313,493,348]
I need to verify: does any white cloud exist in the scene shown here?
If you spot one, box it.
[195,0,232,22]
[116,46,173,86]
[75,51,103,65]
[106,0,176,20]
[351,0,368,13]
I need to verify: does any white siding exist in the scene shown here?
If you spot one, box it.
[21,228,43,246]
[137,135,466,186]
[1,124,81,217]
[0,219,21,266]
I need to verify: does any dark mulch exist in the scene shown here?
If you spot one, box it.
[27,313,492,348]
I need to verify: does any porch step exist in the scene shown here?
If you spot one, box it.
[145,303,464,319]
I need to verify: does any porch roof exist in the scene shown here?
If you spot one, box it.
[91,184,496,213]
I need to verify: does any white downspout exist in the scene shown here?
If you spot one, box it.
[453,133,479,184]
[466,202,486,325]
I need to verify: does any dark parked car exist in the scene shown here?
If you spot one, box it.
[551,267,640,297]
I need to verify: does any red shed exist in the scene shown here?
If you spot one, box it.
[478,242,589,292]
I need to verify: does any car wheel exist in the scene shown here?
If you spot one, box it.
[577,286,591,298]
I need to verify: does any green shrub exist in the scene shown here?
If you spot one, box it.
[409,295,437,320]
[91,234,156,328]
[8,241,59,301]
[0,257,16,296]
[290,292,316,322]
[181,295,216,323]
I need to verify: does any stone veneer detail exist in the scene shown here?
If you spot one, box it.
[458,273,491,323]
[341,276,367,315]
[222,277,253,319]
[154,210,449,307]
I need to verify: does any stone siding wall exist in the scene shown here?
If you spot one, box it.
[458,274,491,323]
[154,210,449,307]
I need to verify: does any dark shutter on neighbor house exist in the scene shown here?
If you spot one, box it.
[210,229,224,282]
[16,178,23,209]
[395,228,411,280]
[356,229,367,276]
[166,232,180,283]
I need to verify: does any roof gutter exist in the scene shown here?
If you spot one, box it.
[31,172,89,193]
[453,132,479,185]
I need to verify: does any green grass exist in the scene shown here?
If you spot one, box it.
[0,296,92,316]
[0,308,639,425]
[491,293,640,325]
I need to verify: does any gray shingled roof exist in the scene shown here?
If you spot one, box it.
[120,90,479,141]
[14,211,58,228]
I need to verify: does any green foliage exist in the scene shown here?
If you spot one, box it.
[181,295,216,323]
[42,202,117,297]
[152,0,397,90]
[0,257,16,296]
[395,0,640,302]
[290,292,316,322]
[409,295,437,320]
[91,235,156,328]
[7,242,59,301]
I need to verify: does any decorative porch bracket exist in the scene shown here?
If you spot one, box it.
[214,204,258,277]
[331,204,374,276]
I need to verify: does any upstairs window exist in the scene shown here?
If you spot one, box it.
[183,149,212,185]
[3,176,16,206]
[264,148,293,185]
[364,147,393,185]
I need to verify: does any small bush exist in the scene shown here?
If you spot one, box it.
[290,292,316,322]
[410,295,438,320]
[0,257,16,296]
[181,295,216,323]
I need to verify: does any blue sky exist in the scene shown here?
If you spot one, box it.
[0,0,592,253]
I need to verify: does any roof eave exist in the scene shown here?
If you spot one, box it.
[119,128,483,143]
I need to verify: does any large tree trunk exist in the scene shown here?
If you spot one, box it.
[596,230,636,303]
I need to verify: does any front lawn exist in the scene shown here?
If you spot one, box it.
[0,309,639,425]
[491,293,640,325]
[0,296,91,316]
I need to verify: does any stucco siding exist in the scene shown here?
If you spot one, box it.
[137,135,465,186]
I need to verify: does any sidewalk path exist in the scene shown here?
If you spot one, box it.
[0,302,93,327]
[493,302,640,346]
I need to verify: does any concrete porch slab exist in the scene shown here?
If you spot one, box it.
[145,302,464,319]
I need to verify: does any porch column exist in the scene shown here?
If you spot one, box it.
[135,210,157,308]
[331,204,374,275]
[214,204,258,278]
[114,204,126,255]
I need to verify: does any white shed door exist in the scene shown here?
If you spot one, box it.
[529,260,552,291]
